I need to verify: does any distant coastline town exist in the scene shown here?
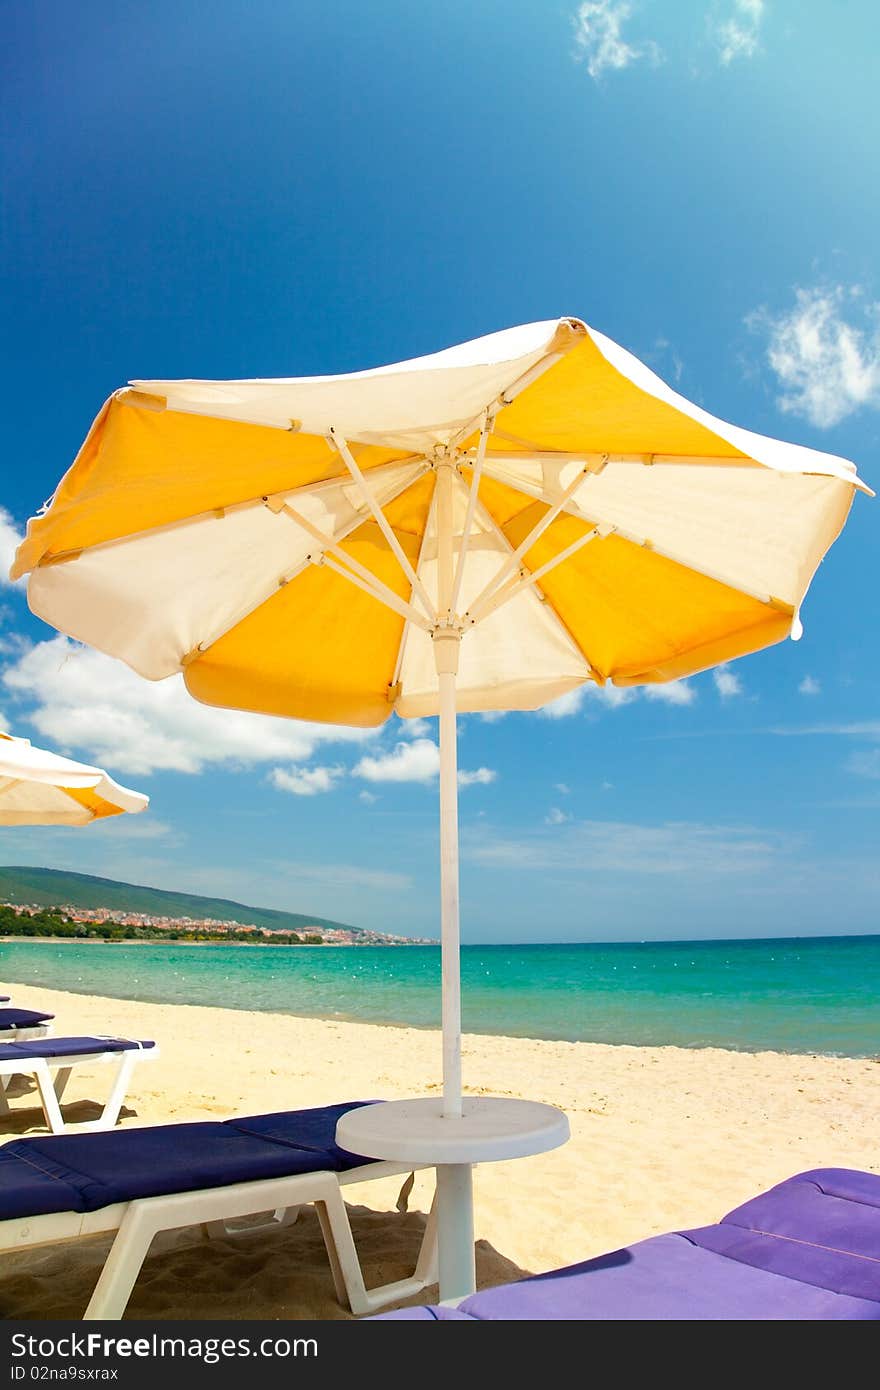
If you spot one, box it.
[0,900,429,947]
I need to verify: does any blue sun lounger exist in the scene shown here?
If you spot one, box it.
[0,1100,436,1319]
[375,1168,880,1320]
[0,1007,54,1040]
[0,1036,159,1134]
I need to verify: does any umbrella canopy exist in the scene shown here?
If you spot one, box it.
[0,732,148,826]
[11,318,868,725]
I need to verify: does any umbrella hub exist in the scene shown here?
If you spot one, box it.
[432,625,462,675]
[430,443,462,465]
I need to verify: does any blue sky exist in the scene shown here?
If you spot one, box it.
[0,0,877,942]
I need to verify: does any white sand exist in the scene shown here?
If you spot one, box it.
[1,982,877,1319]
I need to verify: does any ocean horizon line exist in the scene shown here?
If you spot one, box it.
[4,929,880,951]
[1,935,877,1058]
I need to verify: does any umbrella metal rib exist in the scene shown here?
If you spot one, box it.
[328,428,436,622]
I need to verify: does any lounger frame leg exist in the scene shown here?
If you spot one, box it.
[201,1205,301,1240]
[321,1186,440,1316]
[87,1052,138,1131]
[31,1054,140,1135]
[53,1067,73,1102]
[84,1202,160,1319]
[0,1048,154,1135]
[315,1197,359,1308]
[82,1172,440,1320]
[32,1061,66,1135]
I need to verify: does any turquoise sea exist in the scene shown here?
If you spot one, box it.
[1,935,878,1057]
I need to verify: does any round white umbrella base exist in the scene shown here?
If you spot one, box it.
[336,1096,570,1303]
[336,1096,570,1165]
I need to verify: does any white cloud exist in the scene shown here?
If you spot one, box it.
[541,689,586,719]
[354,738,439,784]
[263,860,411,893]
[769,722,880,739]
[714,0,764,66]
[269,764,343,797]
[359,790,378,805]
[572,0,661,80]
[468,818,794,876]
[592,683,637,707]
[749,285,880,428]
[542,679,703,717]
[400,717,431,738]
[0,509,24,587]
[2,636,375,777]
[88,817,177,842]
[713,665,743,699]
[353,737,495,789]
[652,337,684,384]
[545,807,571,826]
[458,766,497,787]
[555,782,571,795]
[767,722,880,782]
[799,675,821,696]
[540,682,635,718]
[847,750,880,780]
[644,680,697,706]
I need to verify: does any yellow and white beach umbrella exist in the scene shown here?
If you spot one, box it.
[11,316,867,1290]
[0,731,148,825]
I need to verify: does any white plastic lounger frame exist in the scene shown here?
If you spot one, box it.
[0,1023,53,1044]
[0,1161,437,1319]
[0,1042,159,1135]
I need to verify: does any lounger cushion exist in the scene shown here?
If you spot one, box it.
[681,1167,880,1303]
[685,1224,880,1305]
[0,1038,155,1061]
[378,1234,880,1321]
[232,1102,377,1171]
[375,1167,880,1321]
[0,1102,375,1221]
[722,1166,880,1236]
[0,1145,87,1220]
[0,1009,54,1032]
[462,1234,880,1320]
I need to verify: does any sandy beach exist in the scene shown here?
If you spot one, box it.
[0,980,877,1320]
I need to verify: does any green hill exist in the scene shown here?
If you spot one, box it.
[0,866,360,935]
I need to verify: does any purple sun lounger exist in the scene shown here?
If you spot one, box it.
[375,1169,880,1320]
[0,1036,159,1134]
[0,1100,437,1319]
[0,1006,54,1041]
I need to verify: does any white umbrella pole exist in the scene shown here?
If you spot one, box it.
[438,661,462,1118]
[433,459,476,1298]
[435,456,464,1118]
[435,656,475,1298]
